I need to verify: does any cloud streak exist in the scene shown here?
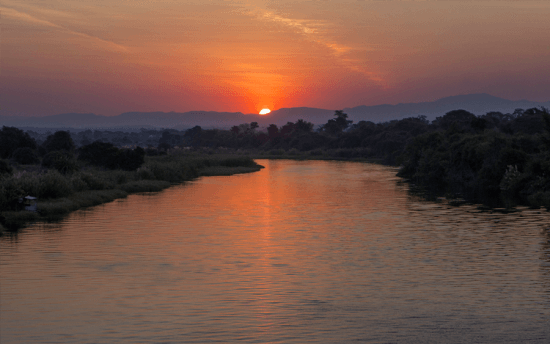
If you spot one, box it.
[1,6,129,53]
[234,2,383,83]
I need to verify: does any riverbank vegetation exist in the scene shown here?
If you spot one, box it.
[2,106,549,232]
[181,107,550,209]
[397,110,550,208]
[0,129,262,232]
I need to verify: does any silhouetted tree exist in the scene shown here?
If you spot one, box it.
[78,142,119,169]
[511,107,549,134]
[267,124,279,139]
[158,130,182,147]
[295,119,314,133]
[471,116,488,132]
[42,150,79,174]
[433,110,476,131]
[78,141,144,170]
[0,126,37,159]
[280,122,295,136]
[184,126,202,146]
[12,147,40,165]
[42,131,75,153]
[117,147,145,171]
[322,110,352,135]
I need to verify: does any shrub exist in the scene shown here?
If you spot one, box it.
[79,172,114,190]
[288,148,299,156]
[37,170,74,199]
[111,170,133,184]
[146,161,185,182]
[0,211,40,230]
[37,198,78,218]
[332,149,358,159]
[136,167,155,180]
[118,147,145,171]
[527,191,550,209]
[79,142,145,171]
[78,141,119,168]
[12,147,40,165]
[0,159,13,176]
[42,151,79,174]
[119,180,170,193]
[219,157,256,167]
[37,190,128,219]
[0,126,37,159]
[309,149,324,156]
[0,178,24,210]
[1,211,40,230]
[14,172,41,196]
[70,174,89,192]
[269,149,285,155]
[42,131,75,153]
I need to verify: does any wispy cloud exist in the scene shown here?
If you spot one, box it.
[233,2,383,84]
[0,6,129,53]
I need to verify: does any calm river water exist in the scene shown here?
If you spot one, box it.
[1,160,550,343]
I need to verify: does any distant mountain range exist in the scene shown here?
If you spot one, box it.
[1,94,548,129]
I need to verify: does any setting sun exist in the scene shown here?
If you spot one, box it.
[259,108,271,115]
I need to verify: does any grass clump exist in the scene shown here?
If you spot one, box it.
[119,180,170,193]
[0,211,40,231]
[38,170,74,198]
[37,189,129,220]
[37,198,78,219]
[199,165,263,176]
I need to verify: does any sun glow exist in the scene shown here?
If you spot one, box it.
[259,108,271,115]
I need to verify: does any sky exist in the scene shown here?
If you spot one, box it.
[2,0,549,116]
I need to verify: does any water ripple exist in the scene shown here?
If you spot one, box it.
[2,160,549,343]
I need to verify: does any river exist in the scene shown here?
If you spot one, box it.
[1,159,549,343]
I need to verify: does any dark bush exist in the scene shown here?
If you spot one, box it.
[0,178,24,210]
[118,147,145,171]
[78,173,113,190]
[79,141,145,171]
[0,126,37,159]
[12,147,40,165]
[42,131,75,153]
[37,170,74,199]
[433,110,477,132]
[0,159,13,176]
[158,142,171,151]
[78,141,119,168]
[42,151,79,174]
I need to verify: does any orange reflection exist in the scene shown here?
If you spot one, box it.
[4,160,550,342]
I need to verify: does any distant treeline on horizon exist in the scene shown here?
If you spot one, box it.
[2,94,550,130]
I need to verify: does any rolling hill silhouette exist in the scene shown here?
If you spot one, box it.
[1,94,548,129]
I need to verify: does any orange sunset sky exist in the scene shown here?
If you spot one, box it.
[2,0,549,116]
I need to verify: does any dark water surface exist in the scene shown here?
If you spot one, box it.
[2,160,550,343]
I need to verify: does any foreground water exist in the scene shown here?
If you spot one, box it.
[1,160,549,343]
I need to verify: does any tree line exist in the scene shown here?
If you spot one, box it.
[177,107,550,208]
[2,106,550,209]
[0,128,145,175]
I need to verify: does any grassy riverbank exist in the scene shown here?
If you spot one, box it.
[0,152,262,233]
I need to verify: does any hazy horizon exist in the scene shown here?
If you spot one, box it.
[2,93,549,119]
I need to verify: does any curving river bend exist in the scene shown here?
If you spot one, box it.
[1,160,549,343]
